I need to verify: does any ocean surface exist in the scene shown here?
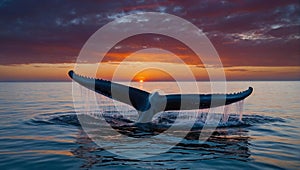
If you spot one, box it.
[0,81,299,169]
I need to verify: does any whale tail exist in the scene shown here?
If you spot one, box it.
[68,70,253,122]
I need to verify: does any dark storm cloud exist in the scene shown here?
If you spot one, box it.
[0,0,299,66]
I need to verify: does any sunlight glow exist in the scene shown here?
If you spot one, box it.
[0,63,299,81]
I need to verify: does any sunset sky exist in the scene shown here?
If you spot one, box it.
[0,0,299,81]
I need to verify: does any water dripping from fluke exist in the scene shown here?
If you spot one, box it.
[222,105,230,123]
[73,85,254,139]
[236,100,245,122]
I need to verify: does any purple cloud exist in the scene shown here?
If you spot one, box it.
[0,0,299,66]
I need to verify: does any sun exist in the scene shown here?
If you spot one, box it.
[139,79,144,83]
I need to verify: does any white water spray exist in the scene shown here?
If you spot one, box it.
[222,105,230,123]
[235,100,245,121]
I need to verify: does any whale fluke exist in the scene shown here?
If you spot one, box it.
[68,70,253,123]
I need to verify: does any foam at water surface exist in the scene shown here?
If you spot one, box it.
[30,110,283,131]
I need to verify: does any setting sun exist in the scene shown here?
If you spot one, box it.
[139,79,144,83]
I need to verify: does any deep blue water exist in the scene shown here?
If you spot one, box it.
[0,81,299,169]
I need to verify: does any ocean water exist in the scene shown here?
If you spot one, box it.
[0,81,299,169]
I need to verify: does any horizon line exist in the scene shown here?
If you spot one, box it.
[1,79,300,83]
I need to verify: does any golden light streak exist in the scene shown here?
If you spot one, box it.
[0,63,299,81]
